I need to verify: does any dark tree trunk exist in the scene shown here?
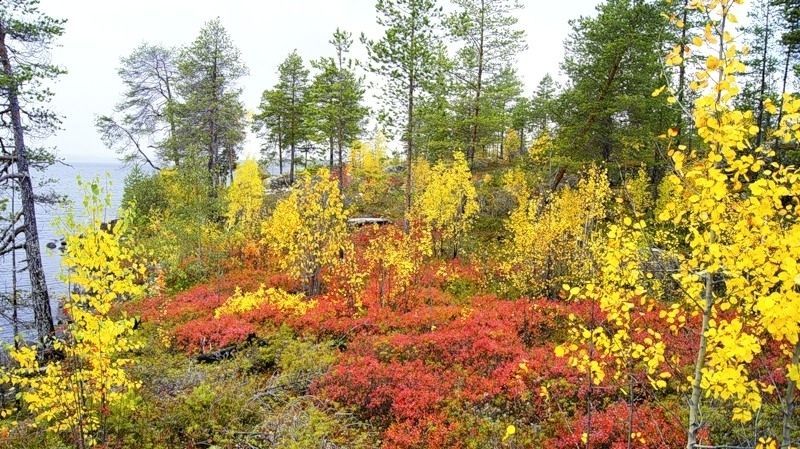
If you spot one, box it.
[290,81,297,184]
[162,56,180,166]
[776,26,795,159]
[278,116,284,175]
[404,21,416,233]
[782,341,800,449]
[208,50,222,191]
[0,27,54,343]
[756,2,771,147]
[467,0,486,166]
[337,126,344,190]
[329,136,334,170]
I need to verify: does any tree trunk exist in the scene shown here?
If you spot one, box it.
[163,57,179,166]
[687,273,714,449]
[278,116,284,175]
[290,82,297,184]
[404,21,416,233]
[11,166,19,348]
[337,126,344,191]
[499,129,505,160]
[405,84,413,233]
[782,341,800,449]
[290,143,296,185]
[329,136,334,170]
[467,0,486,166]
[0,27,54,343]
[756,2,771,147]
[776,29,794,159]
[209,52,220,190]
[601,116,613,162]
[227,146,234,185]
[676,0,689,140]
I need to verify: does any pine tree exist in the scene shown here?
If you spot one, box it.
[510,96,532,155]
[97,43,178,169]
[307,29,368,187]
[176,18,248,189]
[558,0,671,170]
[482,66,522,160]
[363,0,443,229]
[254,88,288,177]
[271,50,310,185]
[740,0,780,146]
[0,0,64,343]
[774,0,800,157]
[446,0,526,164]
[416,46,457,161]
[531,74,559,136]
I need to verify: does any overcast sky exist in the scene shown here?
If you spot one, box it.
[38,0,602,163]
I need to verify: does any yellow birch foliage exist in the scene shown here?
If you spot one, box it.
[499,165,611,295]
[226,159,265,237]
[655,0,800,423]
[620,167,654,218]
[261,169,348,294]
[214,285,313,317]
[411,156,434,197]
[3,179,143,447]
[503,128,521,159]
[350,132,389,209]
[528,131,554,165]
[363,224,433,306]
[556,218,668,389]
[410,151,479,257]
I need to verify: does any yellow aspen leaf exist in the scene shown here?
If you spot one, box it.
[502,425,516,442]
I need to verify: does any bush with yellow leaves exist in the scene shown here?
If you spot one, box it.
[349,132,391,214]
[225,159,265,238]
[214,285,313,317]
[633,0,800,445]
[261,168,348,295]
[363,224,433,308]
[556,217,668,392]
[498,165,611,296]
[2,179,144,448]
[410,151,479,258]
[503,128,521,160]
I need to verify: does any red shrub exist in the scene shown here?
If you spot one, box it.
[316,355,454,422]
[173,314,256,353]
[545,401,686,449]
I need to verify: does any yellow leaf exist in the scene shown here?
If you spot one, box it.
[502,424,516,442]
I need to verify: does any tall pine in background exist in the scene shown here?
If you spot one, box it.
[557,0,671,176]
[176,18,247,189]
[307,29,368,187]
[364,0,443,227]
[446,0,526,164]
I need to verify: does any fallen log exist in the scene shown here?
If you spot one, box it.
[195,334,262,363]
[347,217,391,227]
[196,344,239,363]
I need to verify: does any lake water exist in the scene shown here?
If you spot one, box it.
[0,162,130,342]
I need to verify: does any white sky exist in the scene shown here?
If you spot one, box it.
[38,0,602,163]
